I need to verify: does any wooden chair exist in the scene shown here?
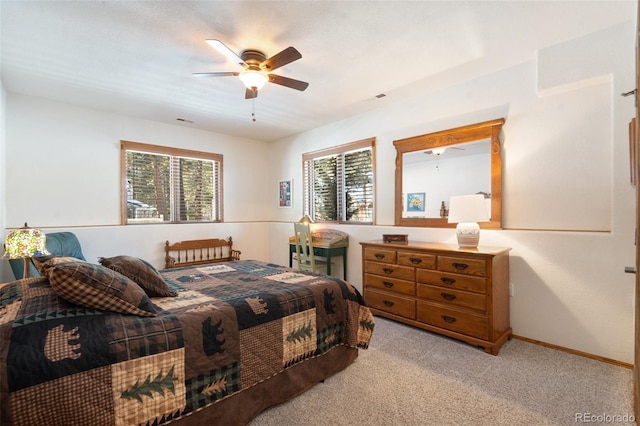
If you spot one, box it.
[164,237,241,269]
[293,222,327,274]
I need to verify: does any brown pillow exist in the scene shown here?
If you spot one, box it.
[40,261,156,317]
[98,255,177,297]
[32,255,85,275]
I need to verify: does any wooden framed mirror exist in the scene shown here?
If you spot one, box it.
[394,118,505,229]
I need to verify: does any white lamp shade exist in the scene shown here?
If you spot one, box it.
[239,70,268,90]
[447,194,490,224]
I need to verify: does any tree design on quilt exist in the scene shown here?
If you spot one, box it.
[287,321,313,343]
[323,288,336,314]
[203,317,226,355]
[201,376,227,396]
[120,366,176,402]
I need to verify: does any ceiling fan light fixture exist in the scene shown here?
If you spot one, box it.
[432,147,447,156]
[239,70,269,90]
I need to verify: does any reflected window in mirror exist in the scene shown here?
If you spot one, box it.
[394,118,505,229]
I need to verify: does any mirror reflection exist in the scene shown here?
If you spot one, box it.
[402,139,491,218]
[394,118,505,228]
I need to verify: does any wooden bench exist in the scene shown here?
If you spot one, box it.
[164,237,241,269]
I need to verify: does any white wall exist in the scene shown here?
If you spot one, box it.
[404,152,491,218]
[0,96,273,280]
[268,21,637,363]
[1,81,6,243]
[1,21,636,364]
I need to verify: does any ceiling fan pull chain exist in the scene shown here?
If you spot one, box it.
[252,98,257,122]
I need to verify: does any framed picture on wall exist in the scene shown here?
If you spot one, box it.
[407,192,425,212]
[279,179,293,208]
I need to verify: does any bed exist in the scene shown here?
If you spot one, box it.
[0,257,374,425]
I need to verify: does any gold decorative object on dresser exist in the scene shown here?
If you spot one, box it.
[360,240,511,355]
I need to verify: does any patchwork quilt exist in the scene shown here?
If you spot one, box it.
[0,260,374,425]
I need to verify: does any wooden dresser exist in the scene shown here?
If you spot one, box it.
[360,240,511,355]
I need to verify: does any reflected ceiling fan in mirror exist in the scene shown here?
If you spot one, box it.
[424,146,465,156]
[194,39,309,100]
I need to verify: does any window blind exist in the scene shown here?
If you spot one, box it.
[122,141,222,224]
[303,137,375,224]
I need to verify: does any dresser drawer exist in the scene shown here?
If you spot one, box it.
[364,261,415,281]
[438,255,486,277]
[364,247,397,264]
[365,273,415,296]
[417,302,488,340]
[397,252,436,269]
[416,269,487,294]
[417,284,486,312]
[365,289,416,319]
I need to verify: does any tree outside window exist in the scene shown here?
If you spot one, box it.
[121,141,222,224]
[303,138,375,224]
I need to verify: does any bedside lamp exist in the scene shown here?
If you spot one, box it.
[447,195,490,248]
[2,223,49,278]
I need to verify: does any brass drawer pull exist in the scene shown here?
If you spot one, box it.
[440,277,456,285]
[409,257,422,264]
[383,281,394,288]
[452,262,469,270]
[440,293,456,301]
[441,315,457,323]
[383,300,395,307]
[382,267,394,274]
[375,253,386,260]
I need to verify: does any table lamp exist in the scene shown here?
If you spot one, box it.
[2,223,49,278]
[447,195,490,248]
[298,215,313,224]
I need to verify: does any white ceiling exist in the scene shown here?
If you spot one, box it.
[0,1,635,142]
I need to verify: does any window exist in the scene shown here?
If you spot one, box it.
[303,138,375,224]
[121,141,223,224]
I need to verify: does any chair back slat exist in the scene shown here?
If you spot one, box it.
[293,223,328,274]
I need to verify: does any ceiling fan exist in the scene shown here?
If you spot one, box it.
[424,146,465,156]
[194,39,309,99]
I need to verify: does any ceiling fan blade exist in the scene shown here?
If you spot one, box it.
[193,72,239,77]
[245,88,258,99]
[260,47,302,72]
[267,74,309,91]
[205,39,247,68]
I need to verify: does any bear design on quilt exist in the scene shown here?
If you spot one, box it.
[202,317,226,356]
[44,324,81,362]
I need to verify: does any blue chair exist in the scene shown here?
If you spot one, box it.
[8,232,86,279]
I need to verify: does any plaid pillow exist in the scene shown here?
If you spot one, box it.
[41,261,157,317]
[32,255,85,275]
[98,255,177,297]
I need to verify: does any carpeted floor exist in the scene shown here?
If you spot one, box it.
[250,317,635,425]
